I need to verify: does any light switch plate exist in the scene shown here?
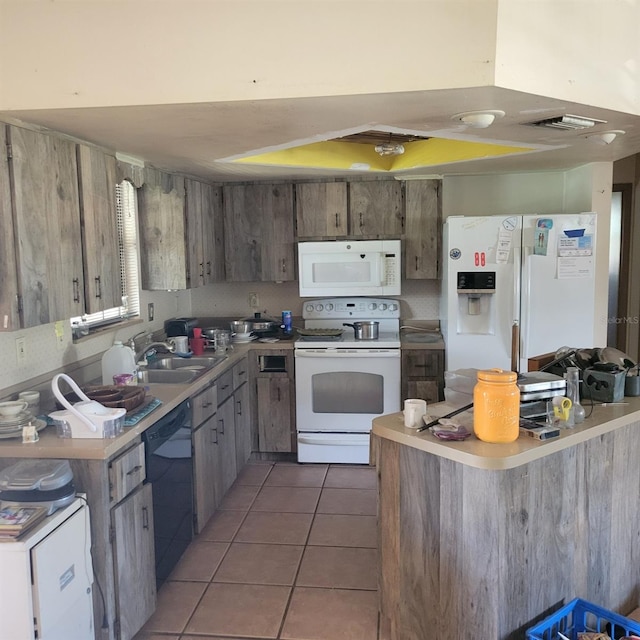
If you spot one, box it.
[148,303,155,321]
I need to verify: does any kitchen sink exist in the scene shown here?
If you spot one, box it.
[146,356,227,371]
[139,355,227,384]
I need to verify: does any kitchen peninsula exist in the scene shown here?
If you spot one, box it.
[372,401,640,640]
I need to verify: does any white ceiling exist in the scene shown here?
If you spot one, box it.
[3,86,639,183]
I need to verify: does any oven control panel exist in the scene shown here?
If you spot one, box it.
[302,297,400,319]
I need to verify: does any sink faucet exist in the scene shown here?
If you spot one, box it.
[135,341,176,364]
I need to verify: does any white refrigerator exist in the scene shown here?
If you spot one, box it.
[442,213,598,373]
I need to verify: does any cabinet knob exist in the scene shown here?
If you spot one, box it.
[206,261,212,276]
[335,212,340,228]
[219,418,225,434]
[236,399,242,415]
[142,506,150,530]
[94,276,102,299]
[126,464,142,476]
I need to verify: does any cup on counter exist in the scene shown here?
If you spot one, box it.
[190,337,206,356]
[18,390,40,415]
[403,398,427,429]
[113,373,136,386]
[170,335,189,353]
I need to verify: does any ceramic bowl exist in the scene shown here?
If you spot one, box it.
[0,400,29,416]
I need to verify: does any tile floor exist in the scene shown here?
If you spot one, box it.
[135,461,379,640]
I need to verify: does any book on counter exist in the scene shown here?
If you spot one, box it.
[0,504,48,539]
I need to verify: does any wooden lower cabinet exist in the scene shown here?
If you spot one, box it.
[111,482,156,640]
[192,415,220,534]
[401,349,444,403]
[216,395,237,495]
[256,377,294,452]
[234,382,251,470]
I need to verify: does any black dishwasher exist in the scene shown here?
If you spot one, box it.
[142,399,193,588]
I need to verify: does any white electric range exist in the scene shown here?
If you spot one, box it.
[294,297,401,463]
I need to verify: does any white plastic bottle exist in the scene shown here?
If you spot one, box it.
[101,341,137,385]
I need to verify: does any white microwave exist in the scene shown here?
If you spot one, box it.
[298,240,401,297]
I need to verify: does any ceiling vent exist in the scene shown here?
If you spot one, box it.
[526,114,607,130]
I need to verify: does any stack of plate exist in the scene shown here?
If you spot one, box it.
[232,335,257,344]
[0,412,46,439]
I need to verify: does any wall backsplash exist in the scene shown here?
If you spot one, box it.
[190,279,441,322]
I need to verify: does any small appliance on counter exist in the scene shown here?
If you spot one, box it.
[165,317,198,338]
[517,371,567,419]
[49,374,125,439]
[0,459,76,514]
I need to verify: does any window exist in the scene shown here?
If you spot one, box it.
[71,180,140,337]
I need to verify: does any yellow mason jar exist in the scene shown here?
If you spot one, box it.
[473,368,520,443]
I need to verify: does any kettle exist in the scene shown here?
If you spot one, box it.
[48,374,126,439]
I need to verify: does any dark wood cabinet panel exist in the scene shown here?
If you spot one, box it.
[295,182,348,237]
[349,181,403,237]
[404,179,441,279]
[223,183,295,282]
[401,349,444,403]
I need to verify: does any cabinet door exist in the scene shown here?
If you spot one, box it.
[234,382,251,471]
[185,178,205,288]
[404,180,441,279]
[193,417,219,533]
[401,349,445,403]
[256,377,293,452]
[223,184,295,282]
[112,482,156,640]
[9,125,85,326]
[295,182,348,237]
[349,181,403,237]
[138,168,187,290]
[0,125,19,331]
[191,383,217,429]
[77,144,122,312]
[202,183,225,284]
[217,396,237,494]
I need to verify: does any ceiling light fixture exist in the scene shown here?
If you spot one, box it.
[586,130,625,145]
[375,142,405,156]
[452,110,505,129]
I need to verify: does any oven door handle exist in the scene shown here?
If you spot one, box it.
[295,349,400,358]
[298,435,368,445]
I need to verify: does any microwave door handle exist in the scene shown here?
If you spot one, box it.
[378,253,385,286]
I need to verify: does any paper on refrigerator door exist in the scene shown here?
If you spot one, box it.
[496,228,512,263]
[557,255,594,278]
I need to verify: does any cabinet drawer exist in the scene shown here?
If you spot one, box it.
[216,369,234,405]
[110,442,146,504]
[402,350,444,377]
[192,383,217,427]
[233,358,249,390]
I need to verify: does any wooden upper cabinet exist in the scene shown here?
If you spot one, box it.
[349,181,403,237]
[404,180,441,279]
[9,125,84,327]
[0,126,19,331]
[138,168,187,290]
[295,182,348,238]
[186,179,225,287]
[77,144,122,313]
[223,183,295,282]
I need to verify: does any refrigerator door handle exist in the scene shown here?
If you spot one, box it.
[519,244,532,369]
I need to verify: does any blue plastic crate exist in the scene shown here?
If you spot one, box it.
[526,598,640,640]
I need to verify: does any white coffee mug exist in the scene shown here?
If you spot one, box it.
[170,336,189,353]
[18,391,40,414]
[404,398,427,428]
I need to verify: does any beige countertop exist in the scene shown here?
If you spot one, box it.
[372,396,640,470]
[0,344,257,461]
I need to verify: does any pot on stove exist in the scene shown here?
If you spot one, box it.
[343,321,379,340]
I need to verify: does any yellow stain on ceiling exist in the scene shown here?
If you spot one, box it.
[231,138,533,172]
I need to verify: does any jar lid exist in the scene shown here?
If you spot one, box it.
[477,368,518,383]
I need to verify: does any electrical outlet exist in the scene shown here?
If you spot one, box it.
[248,293,259,309]
[15,337,26,363]
[148,303,155,321]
